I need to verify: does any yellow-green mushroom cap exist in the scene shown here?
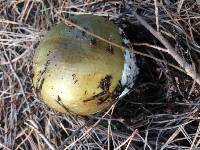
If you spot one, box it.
[32,15,127,115]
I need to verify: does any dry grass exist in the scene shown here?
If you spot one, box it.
[0,0,200,149]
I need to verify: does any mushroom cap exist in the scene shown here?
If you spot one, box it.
[32,15,125,115]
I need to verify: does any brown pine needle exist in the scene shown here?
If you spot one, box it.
[0,19,19,24]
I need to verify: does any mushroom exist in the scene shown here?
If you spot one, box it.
[32,14,138,115]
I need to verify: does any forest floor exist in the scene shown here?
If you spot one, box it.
[0,0,200,149]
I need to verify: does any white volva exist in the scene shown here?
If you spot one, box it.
[120,39,139,97]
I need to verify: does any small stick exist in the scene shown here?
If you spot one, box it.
[135,13,200,85]
[61,17,185,73]
[154,0,160,31]
[0,19,19,25]
[63,18,125,51]
[25,120,56,150]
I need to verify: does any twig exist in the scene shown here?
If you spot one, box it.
[63,104,116,149]
[0,143,11,150]
[189,121,200,150]
[58,123,87,150]
[115,129,138,150]
[3,51,28,102]
[177,0,185,13]
[1,48,30,65]
[134,13,200,85]
[0,19,19,25]
[133,42,168,52]
[25,120,56,150]
[62,17,125,51]
[154,0,159,31]
[61,17,185,73]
